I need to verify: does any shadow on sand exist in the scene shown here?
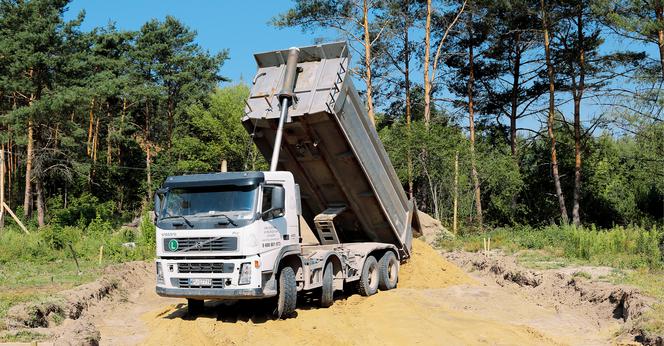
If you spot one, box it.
[163,290,355,324]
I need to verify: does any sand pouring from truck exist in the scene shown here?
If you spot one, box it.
[153,42,421,318]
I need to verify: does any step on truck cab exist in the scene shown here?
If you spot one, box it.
[154,42,420,318]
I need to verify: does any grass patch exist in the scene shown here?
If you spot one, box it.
[0,213,157,327]
[438,224,663,270]
[0,259,102,328]
[0,330,47,343]
[514,249,573,269]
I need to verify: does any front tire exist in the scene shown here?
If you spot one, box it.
[357,256,379,296]
[378,251,399,290]
[187,298,204,316]
[321,262,334,307]
[274,266,297,319]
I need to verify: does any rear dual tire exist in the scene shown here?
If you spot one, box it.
[357,256,379,296]
[357,252,399,296]
[378,251,399,290]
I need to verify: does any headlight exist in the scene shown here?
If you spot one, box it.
[156,262,164,285]
[238,262,251,285]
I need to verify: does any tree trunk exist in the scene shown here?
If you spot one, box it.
[542,0,569,224]
[168,99,174,148]
[572,7,585,227]
[146,144,152,202]
[106,102,112,165]
[404,7,414,200]
[423,0,432,127]
[467,13,483,230]
[362,0,376,125]
[656,4,664,79]
[0,144,5,229]
[510,33,522,157]
[453,151,459,234]
[36,179,45,228]
[92,117,100,163]
[23,118,33,219]
[145,101,152,203]
[87,98,95,157]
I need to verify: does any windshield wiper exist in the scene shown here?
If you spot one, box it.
[206,213,238,226]
[161,215,194,228]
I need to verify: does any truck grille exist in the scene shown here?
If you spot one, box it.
[178,262,235,274]
[174,278,225,289]
[164,237,237,252]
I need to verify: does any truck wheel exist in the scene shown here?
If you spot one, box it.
[357,255,379,296]
[378,251,399,290]
[274,266,297,319]
[187,298,204,316]
[321,262,334,308]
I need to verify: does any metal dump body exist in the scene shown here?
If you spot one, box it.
[242,42,417,258]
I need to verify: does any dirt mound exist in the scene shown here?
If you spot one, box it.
[4,261,151,345]
[416,211,454,245]
[445,251,658,344]
[399,238,473,288]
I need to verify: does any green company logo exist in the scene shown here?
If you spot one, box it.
[167,239,179,251]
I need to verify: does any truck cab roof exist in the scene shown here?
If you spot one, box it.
[163,172,264,189]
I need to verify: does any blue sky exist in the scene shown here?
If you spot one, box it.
[65,0,326,83]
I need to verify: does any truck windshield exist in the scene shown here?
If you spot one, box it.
[160,185,258,222]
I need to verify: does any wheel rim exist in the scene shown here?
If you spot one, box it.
[368,263,378,288]
[388,260,398,283]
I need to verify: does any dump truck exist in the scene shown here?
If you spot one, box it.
[154,42,420,318]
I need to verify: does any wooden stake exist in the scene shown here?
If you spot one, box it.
[221,159,228,172]
[98,245,104,266]
[2,202,28,234]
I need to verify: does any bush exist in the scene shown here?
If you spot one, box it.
[39,225,82,251]
[85,216,113,236]
[49,193,116,228]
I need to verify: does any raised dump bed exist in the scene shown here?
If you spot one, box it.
[242,42,419,258]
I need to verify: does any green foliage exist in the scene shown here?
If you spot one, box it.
[39,225,82,251]
[139,212,156,251]
[380,119,524,228]
[167,84,266,174]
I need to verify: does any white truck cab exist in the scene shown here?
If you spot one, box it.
[155,171,300,300]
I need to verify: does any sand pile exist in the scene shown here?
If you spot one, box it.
[399,238,474,288]
[138,289,559,346]
[416,211,454,244]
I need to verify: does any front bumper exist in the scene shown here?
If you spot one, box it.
[155,256,277,300]
[156,286,268,299]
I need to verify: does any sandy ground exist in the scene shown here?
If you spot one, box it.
[88,239,623,346]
